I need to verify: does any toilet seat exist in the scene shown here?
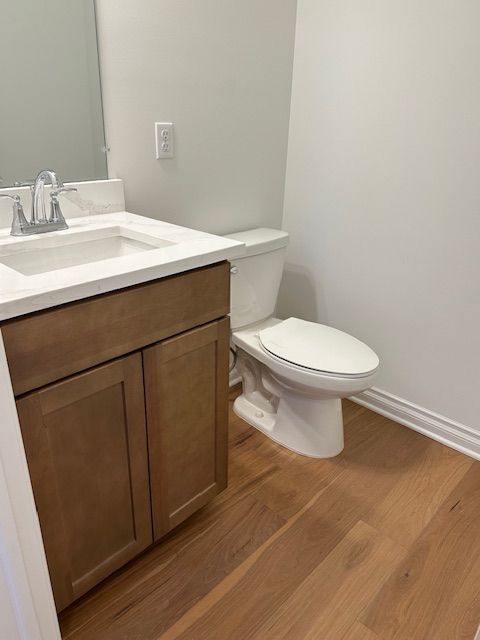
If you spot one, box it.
[258,317,379,377]
[233,317,379,395]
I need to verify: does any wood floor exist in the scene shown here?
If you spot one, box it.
[59,389,480,640]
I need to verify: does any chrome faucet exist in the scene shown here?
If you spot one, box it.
[32,169,63,224]
[1,169,77,236]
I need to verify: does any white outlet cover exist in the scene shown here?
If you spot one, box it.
[155,122,174,159]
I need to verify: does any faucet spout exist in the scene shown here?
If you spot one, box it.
[32,169,64,224]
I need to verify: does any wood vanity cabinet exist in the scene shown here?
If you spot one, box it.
[2,262,230,612]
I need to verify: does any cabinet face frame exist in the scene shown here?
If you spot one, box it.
[16,354,153,612]
[143,318,230,540]
[0,332,61,640]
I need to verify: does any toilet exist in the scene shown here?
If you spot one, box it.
[225,228,379,458]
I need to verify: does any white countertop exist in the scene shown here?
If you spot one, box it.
[0,211,245,320]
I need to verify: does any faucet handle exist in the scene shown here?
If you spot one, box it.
[50,187,78,201]
[49,187,77,226]
[0,193,21,203]
[0,194,29,236]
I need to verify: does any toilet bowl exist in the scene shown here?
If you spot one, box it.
[225,228,379,458]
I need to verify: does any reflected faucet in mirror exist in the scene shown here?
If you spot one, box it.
[0,170,77,237]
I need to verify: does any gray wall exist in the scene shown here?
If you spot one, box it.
[95,0,297,234]
[279,0,480,429]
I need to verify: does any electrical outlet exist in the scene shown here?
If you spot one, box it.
[155,122,174,159]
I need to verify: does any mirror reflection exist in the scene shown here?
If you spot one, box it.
[0,0,108,188]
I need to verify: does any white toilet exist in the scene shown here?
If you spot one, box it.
[225,228,379,458]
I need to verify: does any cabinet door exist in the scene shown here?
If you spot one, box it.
[144,318,229,540]
[16,353,152,612]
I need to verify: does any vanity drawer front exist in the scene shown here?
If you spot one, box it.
[3,261,230,396]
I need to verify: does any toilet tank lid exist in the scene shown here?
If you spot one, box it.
[224,228,289,257]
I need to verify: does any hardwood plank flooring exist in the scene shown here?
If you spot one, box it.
[59,389,480,640]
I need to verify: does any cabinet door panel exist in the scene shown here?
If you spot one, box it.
[144,318,229,540]
[16,353,152,612]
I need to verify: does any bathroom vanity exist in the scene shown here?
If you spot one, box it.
[0,193,244,613]
[3,264,229,611]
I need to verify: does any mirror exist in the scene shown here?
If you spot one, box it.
[0,0,108,188]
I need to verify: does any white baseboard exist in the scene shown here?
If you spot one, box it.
[353,387,480,461]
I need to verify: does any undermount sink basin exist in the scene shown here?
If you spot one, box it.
[0,226,174,276]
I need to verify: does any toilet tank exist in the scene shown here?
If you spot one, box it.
[224,228,289,330]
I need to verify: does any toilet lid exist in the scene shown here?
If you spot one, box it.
[259,318,379,376]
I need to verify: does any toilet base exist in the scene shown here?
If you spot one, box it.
[233,392,344,458]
